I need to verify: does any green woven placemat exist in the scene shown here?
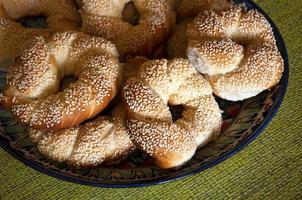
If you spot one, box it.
[1,0,302,199]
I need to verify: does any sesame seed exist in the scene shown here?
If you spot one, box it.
[122,58,222,167]
[3,32,120,131]
[186,5,284,100]
[28,105,134,167]
[0,0,80,30]
[80,0,175,58]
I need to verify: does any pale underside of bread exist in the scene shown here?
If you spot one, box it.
[186,5,284,101]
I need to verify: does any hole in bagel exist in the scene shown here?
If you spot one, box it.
[19,15,47,29]
[168,104,184,122]
[59,76,78,91]
[122,2,140,25]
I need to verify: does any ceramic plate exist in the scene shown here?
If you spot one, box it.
[0,0,289,187]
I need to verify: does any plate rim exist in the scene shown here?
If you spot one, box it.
[0,0,289,188]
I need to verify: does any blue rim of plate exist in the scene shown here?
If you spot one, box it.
[0,0,289,188]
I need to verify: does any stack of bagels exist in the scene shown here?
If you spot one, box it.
[0,0,283,169]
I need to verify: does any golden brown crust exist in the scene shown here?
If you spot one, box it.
[0,0,81,61]
[122,56,148,80]
[28,105,135,167]
[127,118,196,169]
[0,3,8,17]
[80,0,176,59]
[122,58,222,169]
[0,0,80,31]
[0,17,50,62]
[187,5,284,100]
[167,0,233,59]
[1,32,121,131]
[123,78,172,122]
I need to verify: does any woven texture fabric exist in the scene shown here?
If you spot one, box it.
[0,0,301,199]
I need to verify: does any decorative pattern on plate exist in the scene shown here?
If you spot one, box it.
[0,0,288,187]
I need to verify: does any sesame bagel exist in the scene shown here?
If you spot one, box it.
[29,104,135,167]
[0,32,121,131]
[0,0,80,31]
[187,5,284,101]
[122,59,222,169]
[79,0,175,59]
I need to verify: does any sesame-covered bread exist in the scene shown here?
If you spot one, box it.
[122,58,222,169]
[122,56,148,80]
[187,5,284,101]
[0,0,285,170]
[167,0,233,59]
[0,32,121,131]
[0,0,80,62]
[0,0,80,31]
[79,0,175,59]
[29,104,135,167]
[0,17,49,62]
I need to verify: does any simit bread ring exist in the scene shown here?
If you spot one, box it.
[186,5,284,101]
[122,58,222,169]
[0,0,80,31]
[29,104,135,167]
[0,32,121,131]
[79,0,175,59]
[27,56,140,167]
[167,0,232,59]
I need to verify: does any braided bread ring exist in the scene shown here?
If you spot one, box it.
[79,0,175,58]
[0,0,80,31]
[1,32,121,131]
[122,59,222,169]
[29,104,134,167]
[187,5,284,101]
